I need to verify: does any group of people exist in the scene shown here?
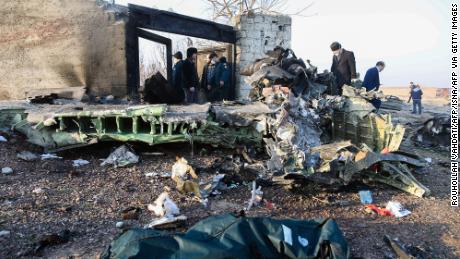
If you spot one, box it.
[171,47,231,104]
[329,41,423,114]
[170,43,423,113]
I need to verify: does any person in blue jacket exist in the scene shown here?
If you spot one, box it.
[362,61,385,110]
[408,83,423,114]
[213,56,231,101]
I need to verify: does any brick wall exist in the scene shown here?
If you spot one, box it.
[0,0,127,100]
[233,14,291,99]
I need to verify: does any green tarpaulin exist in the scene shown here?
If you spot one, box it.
[102,213,349,259]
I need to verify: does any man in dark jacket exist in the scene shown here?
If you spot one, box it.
[362,61,385,110]
[172,51,185,103]
[330,42,357,95]
[362,61,385,91]
[200,52,219,102]
[408,84,423,114]
[213,56,231,101]
[182,47,199,103]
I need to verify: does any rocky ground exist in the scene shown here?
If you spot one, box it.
[0,103,458,258]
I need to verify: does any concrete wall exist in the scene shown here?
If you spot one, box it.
[0,0,127,100]
[234,14,291,100]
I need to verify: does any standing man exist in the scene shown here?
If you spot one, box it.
[172,51,185,103]
[214,56,231,101]
[200,52,218,102]
[182,47,199,103]
[330,42,357,95]
[362,61,385,91]
[362,61,385,110]
[407,82,416,103]
[408,84,423,114]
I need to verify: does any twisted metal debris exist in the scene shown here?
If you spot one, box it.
[241,47,429,197]
[2,47,430,197]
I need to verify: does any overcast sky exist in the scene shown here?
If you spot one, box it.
[115,0,452,87]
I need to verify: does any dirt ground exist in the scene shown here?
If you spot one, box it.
[0,101,458,258]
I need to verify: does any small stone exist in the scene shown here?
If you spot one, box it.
[0,230,11,237]
[40,153,62,160]
[32,187,44,194]
[72,159,90,167]
[17,151,39,161]
[336,200,352,206]
[0,136,7,142]
[115,221,124,228]
[2,167,13,175]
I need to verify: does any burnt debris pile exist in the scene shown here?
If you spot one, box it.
[0,47,430,197]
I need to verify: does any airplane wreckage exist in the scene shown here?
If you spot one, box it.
[0,47,430,198]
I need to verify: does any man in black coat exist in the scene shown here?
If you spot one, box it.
[172,51,185,103]
[182,47,199,103]
[330,42,357,95]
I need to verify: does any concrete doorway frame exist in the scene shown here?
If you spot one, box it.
[125,4,237,98]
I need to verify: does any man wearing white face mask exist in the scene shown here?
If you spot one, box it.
[330,41,357,95]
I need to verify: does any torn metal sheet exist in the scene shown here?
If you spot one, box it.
[342,85,385,101]
[0,101,31,130]
[333,107,405,152]
[363,162,430,198]
[164,103,210,123]
[239,57,278,76]
[14,119,93,150]
[236,47,427,197]
[311,141,353,173]
[12,103,273,151]
[272,137,429,197]
[339,150,429,197]
[383,235,431,259]
[380,95,403,111]
[245,65,295,87]
[311,141,353,161]
[211,102,273,128]
[100,145,139,167]
[342,151,426,182]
